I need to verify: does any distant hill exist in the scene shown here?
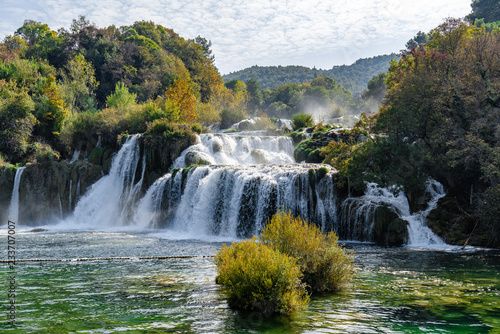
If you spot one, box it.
[223,54,398,94]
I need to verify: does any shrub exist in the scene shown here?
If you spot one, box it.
[60,111,102,147]
[219,107,248,129]
[0,153,10,167]
[33,142,60,163]
[261,210,354,293]
[214,237,309,315]
[291,112,314,130]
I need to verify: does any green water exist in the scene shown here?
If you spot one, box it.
[1,230,499,333]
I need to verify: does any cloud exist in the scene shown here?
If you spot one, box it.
[0,0,472,74]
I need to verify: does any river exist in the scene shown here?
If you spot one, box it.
[1,229,498,333]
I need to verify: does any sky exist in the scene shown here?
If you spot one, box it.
[0,0,473,75]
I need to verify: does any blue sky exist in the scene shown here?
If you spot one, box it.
[0,0,472,74]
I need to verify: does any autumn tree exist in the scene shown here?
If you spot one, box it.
[164,78,198,123]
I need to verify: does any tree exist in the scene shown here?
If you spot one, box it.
[405,31,429,50]
[195,36,215,63]
[14,19,61,60]
[362,73,387,105]
[164,78,197,123]
[106,82,137,109]
[467,0,500,23]
[59,54,99,113]
[0,89,37,161]
[245,78,262,113]
[377,18,500,215]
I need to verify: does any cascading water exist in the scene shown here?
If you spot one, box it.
[133,164,337,238]
[70,149,80,163]
[340,180,446,246]
[53,128,447,245]
[172,133,295,168]
[71,135,142,227]
[7,166,26,223]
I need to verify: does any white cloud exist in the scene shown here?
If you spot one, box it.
[0,0,472,74]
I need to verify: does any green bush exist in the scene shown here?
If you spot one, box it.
[33,142,60,163]
[261,210,354,293]
[293,138,324,163]
[291,113,314,130]
[215,237,309,315]
[60,111,102,147]
[219,107,248,129]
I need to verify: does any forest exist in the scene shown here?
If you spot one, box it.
[222,53,397,94]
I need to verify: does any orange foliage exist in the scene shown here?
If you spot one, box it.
[165,78,198,123]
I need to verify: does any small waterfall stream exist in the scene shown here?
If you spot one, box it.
[340,180,445,246]
[7,166,26,223]
[71,135,142,227]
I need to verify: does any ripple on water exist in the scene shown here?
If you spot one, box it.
[1,232,498,333]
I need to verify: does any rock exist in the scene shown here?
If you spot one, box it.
[426,196,471,246]
[184,151,212,167]
[29,228,47,232]
[0,165,16,224]
[18,161,103,224]
[250,149,267,164]
[212,141,223,153]
[373,205,408,246]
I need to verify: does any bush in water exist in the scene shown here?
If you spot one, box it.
[261,210,354,293]
[214,237,309,316]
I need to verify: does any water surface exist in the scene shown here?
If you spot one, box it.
[1,230,499,333]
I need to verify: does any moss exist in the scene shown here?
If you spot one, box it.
[0,165,16,223]
[294,139,325,163]
[171,168,180,178]
[223,128,239,134]
[88,146,105,165]
[184,151,211,167]
[290,131,306,145]
[142,127,197,186]
[317,167,329,181]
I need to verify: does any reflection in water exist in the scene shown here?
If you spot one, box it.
[1,231,498,333]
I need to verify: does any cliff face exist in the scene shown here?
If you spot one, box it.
[18,161,103,224]
[0,166,16,224]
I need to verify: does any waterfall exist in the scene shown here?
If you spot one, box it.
[406,180,446,246]
[7,167,26,223]
[172,133,295,168]
[69,179,73,210]
[134,164,338,238]
[70,149,80,163]
[71,135,142,227]
[340,180,446,246]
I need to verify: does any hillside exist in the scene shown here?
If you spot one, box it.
[223,54,398,94]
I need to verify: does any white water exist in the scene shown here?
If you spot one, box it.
[71,135,142,227]
[341,180,446,246]
[70,149,80,163]
[30,130,448,246]
[7,166,26,223]
[134,164,337,238]
[172,133,295,168]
